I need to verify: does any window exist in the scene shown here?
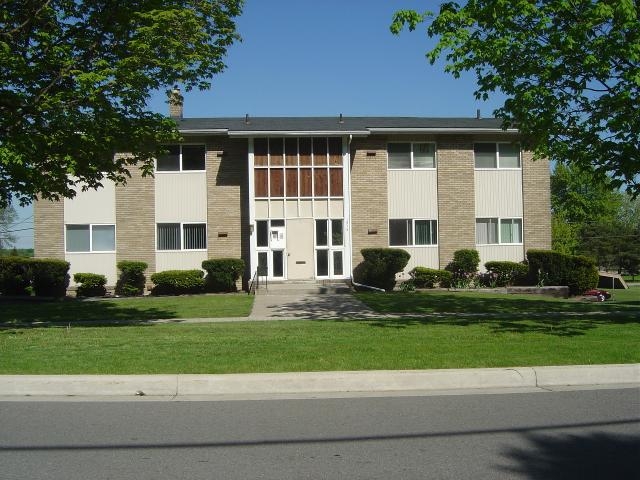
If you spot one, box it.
[254,137,343,199]
[315,219,344,278]
[389,219,437,246]
[476,218,522,244]
[157,145,205,171]
[66,224,115,252]
[388,143,436,169]
[474,143,521,169]
[157,223,206,250]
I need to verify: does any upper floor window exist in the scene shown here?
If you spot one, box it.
[389,219,438,246]
[66,224,115,252]
[157,145,206,171]
[474,143,520,169]
[388,142,436,169]
[476,218,522,244]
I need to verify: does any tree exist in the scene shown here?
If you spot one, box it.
[391,1,640,195]
[0,205,17,249]
[0,0,243,207]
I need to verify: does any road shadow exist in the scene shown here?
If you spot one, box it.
[499,431,640,479]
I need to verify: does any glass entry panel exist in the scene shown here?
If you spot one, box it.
[255,219,286,279]
[315,219,345,278]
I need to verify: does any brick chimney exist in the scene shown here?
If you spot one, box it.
[169,86,183,119]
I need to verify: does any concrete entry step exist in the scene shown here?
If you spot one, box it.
[255,280,352,295]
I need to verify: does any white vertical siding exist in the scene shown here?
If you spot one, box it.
[67,253,118,286]
[396,247,440,280]
[388,170,438,218]
[64,181,116,224]
[476,245,525,271]
[156,251,208,273]
[155,172,207,222]
[475,170,523,217]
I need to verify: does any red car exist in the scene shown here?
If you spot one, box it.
[583,289,611,302]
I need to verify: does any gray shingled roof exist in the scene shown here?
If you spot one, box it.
[175,116,515,134]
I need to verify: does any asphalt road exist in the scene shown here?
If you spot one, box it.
[1,387,638,479]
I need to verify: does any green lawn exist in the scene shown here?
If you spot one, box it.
[0,294,254,325]
[1,314,639,374]
[355,288,640,315]
[1,289,638,374]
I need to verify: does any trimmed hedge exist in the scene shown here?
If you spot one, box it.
[445,249,481,287]
[202,258,245,292]
[0,257,69,297]
[0,256,32,295]
[73,273,107,297]
[115,261,147,297]
[29,259,70,297]
[409,267,453,288]
[150,270,205,295]
[353,248,410,291]
[527,249,599,295]
[483,261,529,287]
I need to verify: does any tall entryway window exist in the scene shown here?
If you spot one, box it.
[251,136,351,281]
[315,219,344,278]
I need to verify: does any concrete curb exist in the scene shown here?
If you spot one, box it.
[1,364,638,397]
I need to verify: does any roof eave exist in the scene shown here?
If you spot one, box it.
[227,130,371,137]
[367,127,520,134]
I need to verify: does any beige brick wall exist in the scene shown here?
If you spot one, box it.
[522,152,552,253]
[436,136,476,268]
[33,199,65,259]
[115,163,156,275]
[350,137,389,267]
[205,137,250,281]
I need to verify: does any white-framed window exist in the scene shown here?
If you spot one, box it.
[156,144,206,171]
[157,223,207,250]
[474,143,520,169]
[388,142,436,169]
[65,224,115,252]
[476,218,522,244]
[315,219,344,277]
[389,219,438,246]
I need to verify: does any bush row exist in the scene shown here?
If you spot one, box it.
[527,249,598,295]
[0,257,70,297]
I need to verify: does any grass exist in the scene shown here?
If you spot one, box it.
[0,288,637,374]
[355,288,640,315]
[0,294,254,325]
[1,315,638,374]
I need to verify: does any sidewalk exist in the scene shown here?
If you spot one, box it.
[1,364,638,399]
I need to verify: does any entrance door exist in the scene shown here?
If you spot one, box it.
[256,219,286,279]
[286,218,314,279]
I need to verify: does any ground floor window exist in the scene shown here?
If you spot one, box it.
[476,218,522,244]
[157,223,206,250]
[66,224,115,252]
[389,219,437,246]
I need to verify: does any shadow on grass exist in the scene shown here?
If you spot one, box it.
[0,297,179,327]
[355,291,640,315]
[347,313,640,337]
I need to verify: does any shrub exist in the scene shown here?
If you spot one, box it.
[445,249,481,287]
[353,248,410,291]
[115,261,147,296]
[0,256,31,295]
[526,249,598,295]
[150,270,205,295]
[29,259,70,297]
[202,258,245,292]
[409,267,453,288]
[73,273,107,297]
[483,261,529,287]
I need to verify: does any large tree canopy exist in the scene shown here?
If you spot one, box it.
[391,0,640,196]
[0,0,243,207]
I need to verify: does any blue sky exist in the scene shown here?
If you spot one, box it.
[12,0,505,249]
